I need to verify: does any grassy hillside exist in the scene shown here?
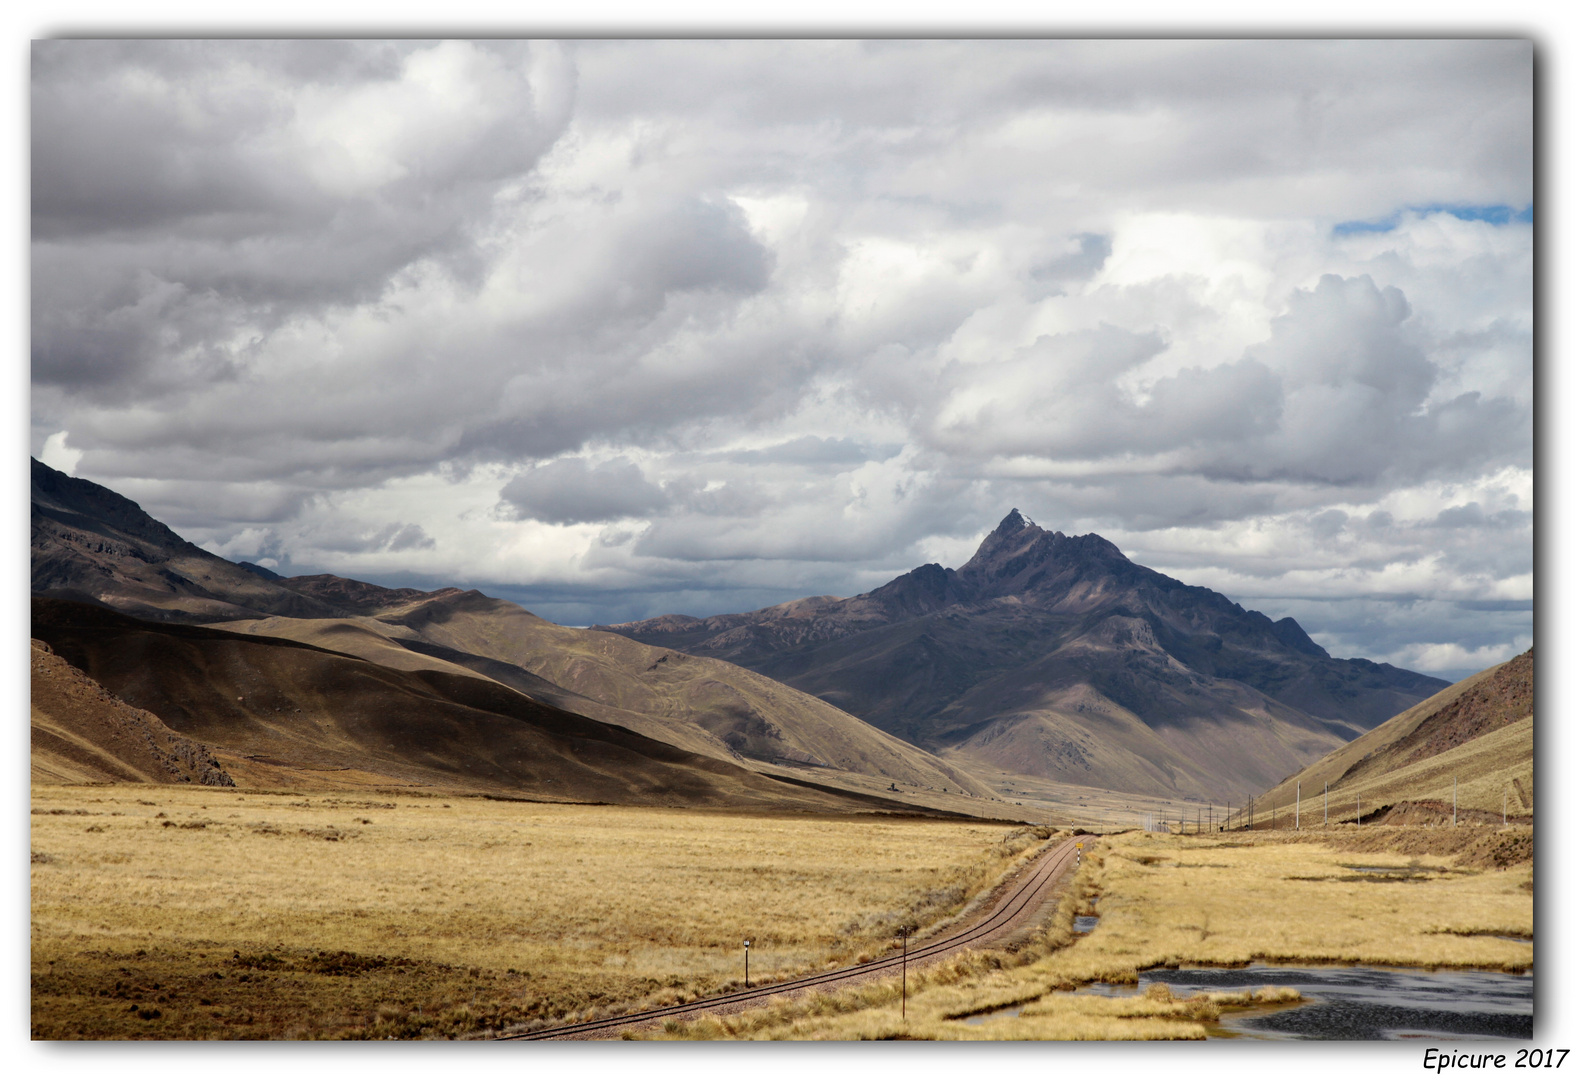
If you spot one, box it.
[1247,649,1533,826]
[31,638,234,787]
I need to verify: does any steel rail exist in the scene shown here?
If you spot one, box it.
[499,834,1082,1041]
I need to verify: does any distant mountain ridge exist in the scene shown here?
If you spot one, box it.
[600,510,1450,800]
[31,457,343,623]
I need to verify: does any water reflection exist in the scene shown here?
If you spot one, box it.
[1138,965,1532,1041]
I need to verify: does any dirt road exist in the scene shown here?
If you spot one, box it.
[500,833,1085,1040]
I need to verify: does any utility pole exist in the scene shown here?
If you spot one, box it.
[1325,783,1329,827]
[1504,793,1507,826]
[1297,782,1301,831]
[1453,776,1457,827]
[1356,798,1361,826]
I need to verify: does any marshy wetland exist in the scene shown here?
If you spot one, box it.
[651,825,1532,1040]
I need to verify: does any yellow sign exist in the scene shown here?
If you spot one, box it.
[1076,842,1084,849]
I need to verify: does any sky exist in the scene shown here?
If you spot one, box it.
[30,38,1533,680]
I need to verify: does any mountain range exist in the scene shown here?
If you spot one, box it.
[32,459,1454,806]
[599,510,1450,800]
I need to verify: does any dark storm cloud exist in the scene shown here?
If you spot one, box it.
[725,436,893,467]
[499,457,670,525]
[32,39,574,396]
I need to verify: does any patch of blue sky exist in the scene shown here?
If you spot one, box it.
[1333,203,1532,236]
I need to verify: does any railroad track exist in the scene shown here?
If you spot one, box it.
[499,833,1085,1041]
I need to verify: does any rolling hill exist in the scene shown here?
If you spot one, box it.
[31,597,937,814]
[1250,648,1533,826]
[29,458,989,806]
[216,582,991,796]
[600,510,1450,801]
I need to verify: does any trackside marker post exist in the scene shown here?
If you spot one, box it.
[743,939,750,988]
[898,926,913,1021]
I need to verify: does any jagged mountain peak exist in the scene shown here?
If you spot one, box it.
[1272,615,1329,658]
[957,511,1130,596]
[995,508,1036,533]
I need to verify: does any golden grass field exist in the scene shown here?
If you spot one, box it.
[652,825,1532,1040]
[30,782,1045,1039]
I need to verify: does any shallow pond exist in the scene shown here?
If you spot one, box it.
[1134,964,1533,1041]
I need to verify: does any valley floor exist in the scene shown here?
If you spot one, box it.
[30,783,1043,1039]
[31,780,1532,1041]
